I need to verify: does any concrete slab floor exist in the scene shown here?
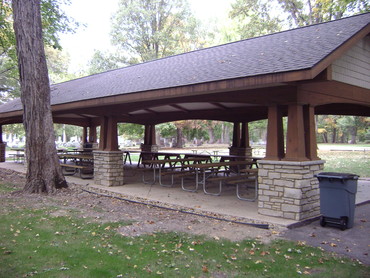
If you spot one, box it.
[1,162,369,229]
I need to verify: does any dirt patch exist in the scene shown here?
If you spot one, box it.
[0,168,279,243]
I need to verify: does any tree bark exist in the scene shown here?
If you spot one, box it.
[12,0,67,193]
[175,127,184,148]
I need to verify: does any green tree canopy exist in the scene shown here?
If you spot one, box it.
[0,0,78,100]
[110,0,202,63]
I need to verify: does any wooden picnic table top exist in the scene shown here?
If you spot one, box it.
[189,160,255,169]
[142,157,209,165]
[10,147,24,151]
[59,153,94,160]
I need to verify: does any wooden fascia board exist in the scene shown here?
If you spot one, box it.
[310,23,370,79]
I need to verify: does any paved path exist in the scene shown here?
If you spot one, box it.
[281,202,370,265]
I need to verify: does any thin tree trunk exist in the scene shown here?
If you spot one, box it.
[175,127,184,148]
[12,0,67,193]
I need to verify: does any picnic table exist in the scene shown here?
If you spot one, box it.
[138,151,182,167]
[58,153,94,179]
[10,148,25,163]
[186,160,257,196]
[141,157,210,186]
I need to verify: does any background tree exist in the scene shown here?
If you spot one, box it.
[12,0,67,193]
[229,0,282,40]
[87,50,127,75]
[1,0,78,101]
[277,0,369,27]
[110,0,202,64]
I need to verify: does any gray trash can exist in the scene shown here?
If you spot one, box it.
[315,172,359,230]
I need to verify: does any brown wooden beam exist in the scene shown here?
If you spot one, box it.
[303,105,320,160]
[265,105,285,160]
[240,122,250,148]
[82,127,88,144]
[171,104,190,113]
[232,122,241,148]
[284,104,309,161]
[105,116,119,151]
[89,125,97,143]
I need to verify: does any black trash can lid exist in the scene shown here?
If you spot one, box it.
[315,172,359,180]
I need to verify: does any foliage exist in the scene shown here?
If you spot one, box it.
[110,0,202,63]
[316,116,369,144]
[1,202,369,277]
[0,0,78,101]
[118,123,144,141]
[87,50,127,75]
[229,0,283,40]
[158,122,177,138]
[277,0,369,27]
[228,0,369,42]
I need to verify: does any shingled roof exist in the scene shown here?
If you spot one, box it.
[0,12,369,115]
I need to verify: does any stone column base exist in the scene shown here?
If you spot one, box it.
[229,147,252,157]
[93,151,124,187]
[141,144,159,152]
[0,142,6,162]
[258,160,325,221]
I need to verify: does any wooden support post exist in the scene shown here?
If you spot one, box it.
[144,125,150,145]
[265,105,285,160]
[89,126,97,143]
[105,116,119,151]
[99,116,119,151]
[99,118,107,150]
[150,124,156,145]
[303,105,320,160]
[240,122,250,148]
[82,127,88,144]
[284,104,308,161]
[232,122,241,148]
[0,125,3,144]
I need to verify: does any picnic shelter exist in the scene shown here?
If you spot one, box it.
[0,13,369,221]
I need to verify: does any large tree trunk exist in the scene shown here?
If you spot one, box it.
[12,0,67,193]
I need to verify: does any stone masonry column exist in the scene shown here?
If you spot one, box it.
[0,142,6,162]
[257,103,324,221]
[93,116,124,187]
[258,160,324,220]
[93,150,124,187]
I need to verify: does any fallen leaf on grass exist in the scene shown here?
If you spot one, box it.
[202,265,209,273]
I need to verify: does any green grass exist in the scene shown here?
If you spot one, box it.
[319,150,370,177]
[0,182,20,193]
[1,198,369,277]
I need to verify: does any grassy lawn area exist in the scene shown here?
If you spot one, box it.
[1,145,369,277]
[0,190,369,277]
[318,147,370,178]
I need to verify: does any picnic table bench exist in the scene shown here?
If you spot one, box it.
[207,168,258,201]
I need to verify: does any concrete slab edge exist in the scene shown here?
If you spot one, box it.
[82,184,273,230]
